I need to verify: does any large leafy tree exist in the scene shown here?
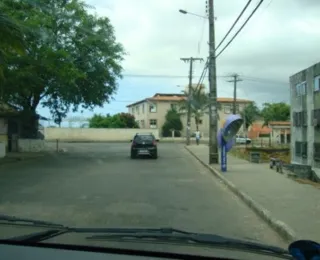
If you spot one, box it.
[241,101,260,129]
[89,113,139,128]
[0,10,25,79]
[261,102,290,125]
[1,0,125,137]
[162,108,183,137]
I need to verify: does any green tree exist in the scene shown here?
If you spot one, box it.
[241,102,260,129]
[179,84,220,131]
[1,0,125,137]
[89,113,139,128]
[0,10,25,79]
[261,102,290,125]
[162,108,183,137]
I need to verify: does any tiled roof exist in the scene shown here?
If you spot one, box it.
[126,94,252,107]
[247,123,272,139]
[269,121,290,126]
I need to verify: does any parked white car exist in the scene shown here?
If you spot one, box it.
[235,135,251,144]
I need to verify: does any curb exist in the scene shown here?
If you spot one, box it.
[185,146,296,243]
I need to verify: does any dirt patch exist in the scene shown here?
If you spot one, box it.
[293,179,320,189]
[230,147,290,163]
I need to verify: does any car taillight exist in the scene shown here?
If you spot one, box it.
[153,140,156,146]
[132,141,136,146]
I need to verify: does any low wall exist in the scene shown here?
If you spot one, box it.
[44,128,160,142]
[18,139,46,152]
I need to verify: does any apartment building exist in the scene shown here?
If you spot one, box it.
[290,61,320,171]
[126,93,252,137]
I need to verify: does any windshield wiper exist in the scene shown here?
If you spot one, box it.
[86,228,291,258]
[0,214,70,242]
[0,214,66,228]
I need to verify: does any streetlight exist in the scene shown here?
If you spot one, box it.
[178,9,208,19]
[179,1,219,164]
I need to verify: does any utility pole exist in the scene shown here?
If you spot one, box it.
[180,57,204,145]
[227,74,242,114]
[208,0,219,164]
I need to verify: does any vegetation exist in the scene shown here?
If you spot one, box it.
[89,113,139,128]
[261,102,290,125]
[0,0,125,137]
[241,102,260,129]
[179,84,221,131]
[241,101,290,129]
[162,108,182,137]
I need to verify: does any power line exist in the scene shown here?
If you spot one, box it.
[122,72,287,85]
[216,0,265,59]
[122,73,226,79]
[241,76,288,85]
[215,0,253,51]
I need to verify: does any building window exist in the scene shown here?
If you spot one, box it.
[170,104,177,110]
[142,104,145,114]
[314,76,320,92]
[314,143,320,162]
[293,112,302,127]
[199,119,203,124]
[149,104,157,113]
[149,119,157,128]
[302,111,307,126]
[311,109,320,127]
[302,142,308,158]
[295,141,308,158]
[131,107,134,114]
[296,82,306,96]
[224,105,231,114]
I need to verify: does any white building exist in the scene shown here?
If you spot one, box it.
[289,61,320,175]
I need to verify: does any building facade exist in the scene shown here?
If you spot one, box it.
[290,61,320,170]
[127,93,252,137]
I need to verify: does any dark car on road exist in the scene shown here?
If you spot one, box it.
[130,133,158,159]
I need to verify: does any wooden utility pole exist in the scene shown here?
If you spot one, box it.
[208,0,219,164]
[180,57,204,145]
[227,74,242,114]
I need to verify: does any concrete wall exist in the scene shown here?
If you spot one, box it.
[44,128,160,141]
[18,139,46,152]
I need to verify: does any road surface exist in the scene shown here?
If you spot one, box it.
[0,142,286,247]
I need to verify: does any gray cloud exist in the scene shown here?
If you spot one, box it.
[85,0,319,106]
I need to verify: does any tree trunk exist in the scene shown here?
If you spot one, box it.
[195,118,199,131]
[20,109,39,139]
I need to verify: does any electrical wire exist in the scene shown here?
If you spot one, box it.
[216,0,264,59]
[241,76,288,85]
[215,0,252,51]
[122,73,226,79]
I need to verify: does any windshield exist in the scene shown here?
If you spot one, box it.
[1,0,319,258]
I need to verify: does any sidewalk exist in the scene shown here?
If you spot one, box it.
[186,144,320,242]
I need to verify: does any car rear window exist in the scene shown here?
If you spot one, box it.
[135,135,154,142]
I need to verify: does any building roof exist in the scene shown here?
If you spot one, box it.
[247,123,272,139]
[126,93,252,107]
[268,121,290,126]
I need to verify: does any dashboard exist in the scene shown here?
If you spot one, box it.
[0,241,292,260]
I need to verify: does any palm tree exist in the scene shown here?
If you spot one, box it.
[179,84,221,131]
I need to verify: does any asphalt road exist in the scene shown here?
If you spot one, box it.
[0,142,286,247]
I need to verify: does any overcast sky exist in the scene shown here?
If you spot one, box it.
[39,0,320,124]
